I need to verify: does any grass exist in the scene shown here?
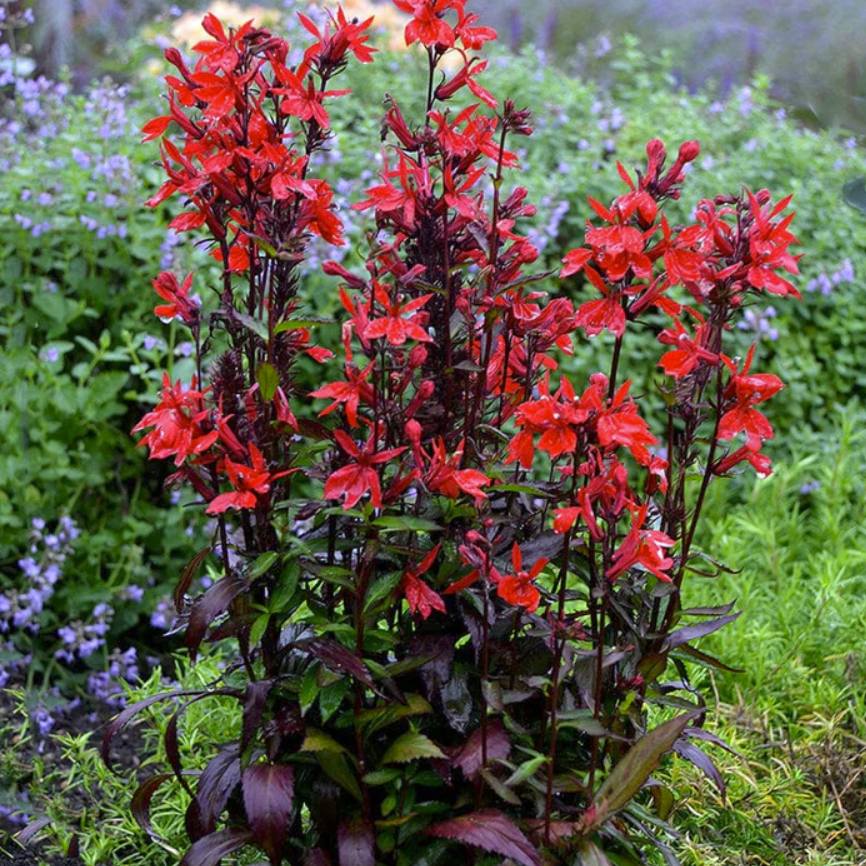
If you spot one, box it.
[660,412,866,865]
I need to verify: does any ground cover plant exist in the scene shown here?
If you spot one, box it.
[93,2,809,864]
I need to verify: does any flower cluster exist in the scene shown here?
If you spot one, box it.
[0,516,78,638]
[125,4,801,865]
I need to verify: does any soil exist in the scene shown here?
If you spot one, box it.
[0,676,148,866]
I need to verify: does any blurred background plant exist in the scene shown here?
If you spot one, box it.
[2,0,866,864]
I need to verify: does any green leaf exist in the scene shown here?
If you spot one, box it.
[318,679,351,724]
[235,312,269,342]
[299,665,319,715]
[317,752,362,801]
[274,318,333,333]
[249,551,279,579]
[381,731,445,765]
[269,560,300,612]
[503,754,547,787]
[256,362,279,402]
[301,727,347,755]
[363,768,401,786]
[249,613,269,647]
[372,515,442,533]
[593,713,693,823]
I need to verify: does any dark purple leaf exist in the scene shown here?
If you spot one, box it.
[677,644,744,674]
[187,573,248,660]
[453,721,511,780]
[661,613,740,652]
[242,763,295,865]
[16,817,50,844]
[242,680,274,752]
[175,546,213,613]
[305,850,333,866]
[673,740,726,799]
[187,746,241,841]
[166,693,231,797]
[679,601,736,617]
[101,689,202,770]
[685,726,740,755]
[337,818,375,866]
[133,772,195,840]
[427,809,540,866]
[303,638,378,692]
[181,828,255,866]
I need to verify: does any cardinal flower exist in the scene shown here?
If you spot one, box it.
[152,271,200,325]
[364,282,433,346]
[324,430,406,510]
[310,362,375,427]
[717,346,783,447]
[402,544,446,619]
[606,505,675,583]
[496,543,547,613]
[207,444,288,515]
[133,375,216,466]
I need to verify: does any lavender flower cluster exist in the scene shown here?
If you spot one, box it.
[0,516,78,642]
[2,50,137,242]
[737,305,779,342]
[804,258,855,296]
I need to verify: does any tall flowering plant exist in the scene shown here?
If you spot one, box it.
[109,3,801,864]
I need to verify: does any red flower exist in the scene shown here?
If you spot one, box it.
[274,62,349,129]
[133,375,217,466]
[496,543,547,613]
[560,247,592,278]
[657,317,719,379]
[310,362,375,427]
[402,544,446,619]
[395,0,459,47]
[597,382,657,465]
[324,430,405,510]
[207,444,287,515]
[746,191,801,299]
[152,271,199,325]
[364,282,433,346]
[353,153,423,230]
[717,346,783,447]
[298,180,345,246]
[422,439,490,504]
[606,505,674,583]
[299,7,377,67]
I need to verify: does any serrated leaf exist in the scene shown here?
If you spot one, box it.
[593,714,693,823]
[381,731,445,765]
[427,809,540,866]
